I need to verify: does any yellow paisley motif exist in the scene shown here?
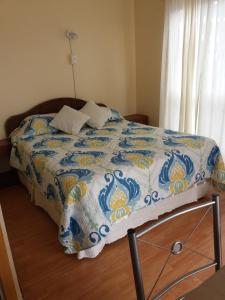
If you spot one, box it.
[110,188,127,209]
[47,140,61,148]
[63,176,78,195]
[32,119,46,133]
[76,156,101,166]
[98,130,114,136]
[66,181,87,205]
[74,241,81,251]
[133,129,149,135]
[67,194,76,205]
[169,162,189,193]
[111,207,131,223]
[170,163,185,181]
[34,156,48,172]
[178,138,204,149]
[126,154,153,169]
[67,239,81,252]
[110,188,131,223]
[106,122,118,127]
[90,141,102,147]
[216,155,225,170]
[213,155,225,183]
[77,181,87,198]
[133,140,153,148]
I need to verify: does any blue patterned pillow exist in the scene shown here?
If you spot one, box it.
[108,108,123,122]
[10,114,61,142]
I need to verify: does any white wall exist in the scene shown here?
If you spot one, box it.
[0,0,136,138]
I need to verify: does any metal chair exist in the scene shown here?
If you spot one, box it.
[128,194,222,300]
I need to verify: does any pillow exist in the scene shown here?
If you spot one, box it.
[10,114,60,143]
[108,108,123,121]
[80,101,111,129]
[50,105,90,134]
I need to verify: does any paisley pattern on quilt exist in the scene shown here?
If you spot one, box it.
[119,137,156,148]
[84,128,118,136]
[33,136,72,149]
[159,150,194,193]
[60,151,106,167]
[99,170,140,223]
[10,119,225,254]
[163,135,205,149]
[74,137,112,148]
[10,114,60,142]
[111,150,155,169]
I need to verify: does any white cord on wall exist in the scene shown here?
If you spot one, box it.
[66,31,79,99]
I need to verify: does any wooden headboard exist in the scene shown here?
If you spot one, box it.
[5,98,106,136]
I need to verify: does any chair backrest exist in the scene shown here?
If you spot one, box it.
[128,194,222,300]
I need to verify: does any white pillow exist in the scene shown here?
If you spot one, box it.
[50,105,90,134]
[80,101,111,129]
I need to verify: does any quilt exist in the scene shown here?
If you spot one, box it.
[10,119,225,254]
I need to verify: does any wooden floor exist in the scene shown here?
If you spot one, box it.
[1,184,225,300]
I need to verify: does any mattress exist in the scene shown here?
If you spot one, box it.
[10,118,225,258]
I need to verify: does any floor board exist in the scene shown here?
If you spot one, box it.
[0,185,225,300]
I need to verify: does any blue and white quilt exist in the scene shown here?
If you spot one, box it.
[10,119,225,254]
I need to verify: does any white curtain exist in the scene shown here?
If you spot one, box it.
[160,0,225,158]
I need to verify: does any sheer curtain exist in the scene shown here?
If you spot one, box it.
[160,0,225,158]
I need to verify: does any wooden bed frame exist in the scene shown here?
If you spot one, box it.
[5,98,106,137]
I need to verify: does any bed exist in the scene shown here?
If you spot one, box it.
[6,98,225,259]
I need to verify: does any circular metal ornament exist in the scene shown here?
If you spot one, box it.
[171,241,184,255]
